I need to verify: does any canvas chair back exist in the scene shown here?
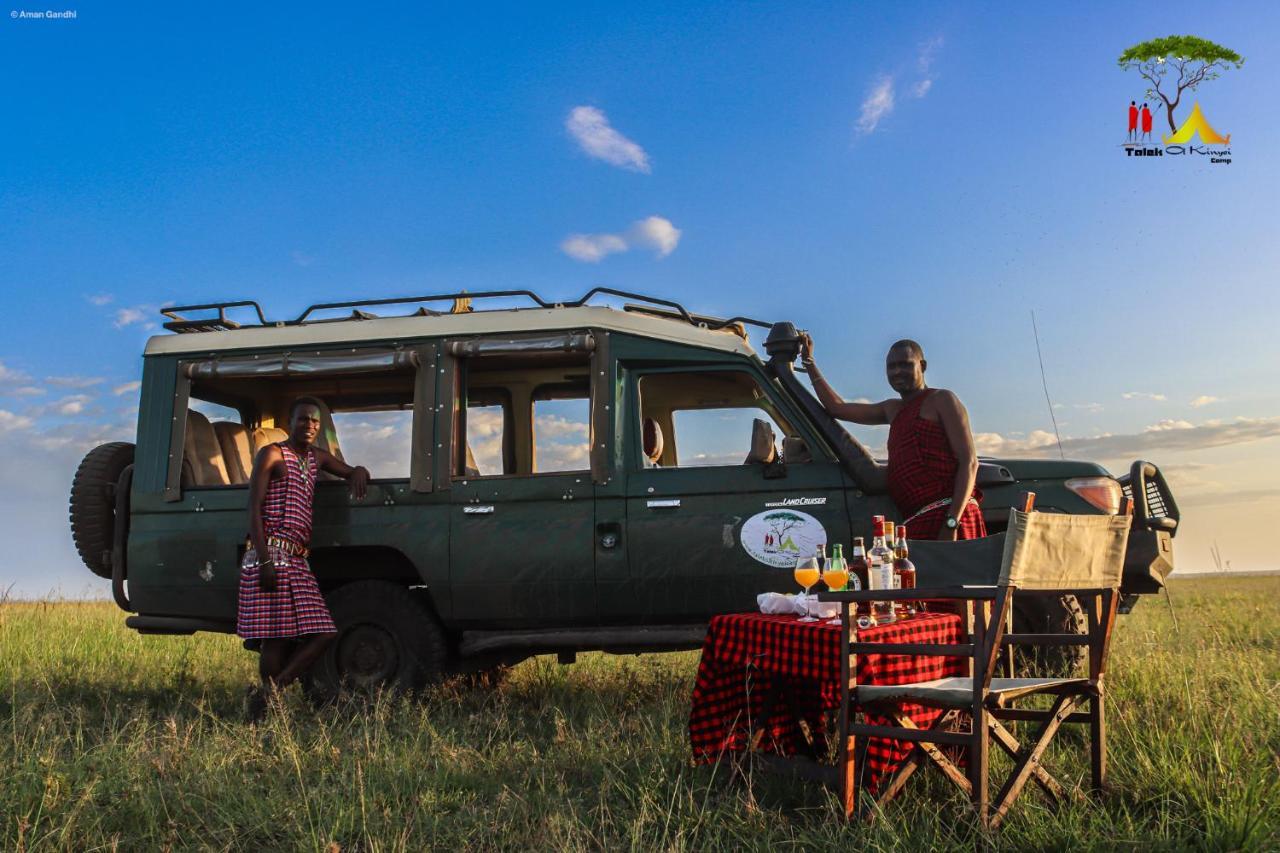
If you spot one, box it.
[997,509,1131,590]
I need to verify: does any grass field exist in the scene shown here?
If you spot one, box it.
[2,576,1278,851]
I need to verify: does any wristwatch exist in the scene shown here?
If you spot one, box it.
[945,515,959,530]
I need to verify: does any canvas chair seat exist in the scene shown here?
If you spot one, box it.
[856,676,1088,708]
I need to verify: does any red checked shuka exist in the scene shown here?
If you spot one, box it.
[236,442,336,639]
[886,389,986,540]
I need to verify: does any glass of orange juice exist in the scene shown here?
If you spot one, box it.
[794,555,820,622]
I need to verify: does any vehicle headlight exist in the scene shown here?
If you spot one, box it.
[1065,477,1122,515]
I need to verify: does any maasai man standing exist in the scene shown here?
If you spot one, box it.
[237,397,369,720]
[800,336,985,541]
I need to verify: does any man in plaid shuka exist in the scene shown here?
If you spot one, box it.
[801,336,986,541]
[238,397,370,721]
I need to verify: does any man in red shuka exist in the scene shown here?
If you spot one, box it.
[1128,100,1138,142]
[800,336,985,541]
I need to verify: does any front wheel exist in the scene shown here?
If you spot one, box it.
[303,581,446,704]
[1011,593,1088,677]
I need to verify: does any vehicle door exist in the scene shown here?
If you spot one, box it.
[605,364,853,622]
[444,337,598,628]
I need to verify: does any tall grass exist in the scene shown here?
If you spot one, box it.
[2,576,1277,851]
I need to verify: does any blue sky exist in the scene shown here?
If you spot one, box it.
[2,2,1278,595]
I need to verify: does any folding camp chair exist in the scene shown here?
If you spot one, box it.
[819,500,1132,828]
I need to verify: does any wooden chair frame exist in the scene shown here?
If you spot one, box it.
[819,498,1130,828]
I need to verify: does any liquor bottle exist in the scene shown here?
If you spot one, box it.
[849,537,869,594]
[883,521,898,587]
[867,518,896,623]
[893,525,918,617]
[815,542,827,571]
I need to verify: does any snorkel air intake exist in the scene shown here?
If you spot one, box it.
[763,322,887,492]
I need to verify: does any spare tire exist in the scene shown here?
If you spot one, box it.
[1011,593,1088,677]
[69,442,135,579]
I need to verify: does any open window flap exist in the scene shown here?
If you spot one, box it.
[182,348,416,379]
[446,333,595,358]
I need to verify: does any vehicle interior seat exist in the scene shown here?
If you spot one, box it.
[309,398,345,463]
[182,410,231,486]
[782,436,812,464]
[642,417,664,466]
[251,426,288,453]
[744,418,778,465]
[213,421,254,484]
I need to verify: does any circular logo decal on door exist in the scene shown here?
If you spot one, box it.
[740,509,828,568]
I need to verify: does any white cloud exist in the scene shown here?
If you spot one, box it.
[535,414,590,440]
[47,375,105,389]
[53,395,93,416]
[975,416,1280,463]
[113,307,147,328]
[910,36,943,98]
[560,216,681,263]
[565,106,651,173]
[1074,402,1104,413]
[1122,391,1166,401]
[113,381,142,396]
[856,76,895,135]
[560,233,629,263]
[0,361,31,386]
[626,216,682,258]
[1144,419,1194,432]
[86,293,114,306]
[1190,395,1219,408]
[0,410,34,433]
[11,387,45,397]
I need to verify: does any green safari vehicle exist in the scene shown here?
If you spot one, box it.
[69,289,1180,693]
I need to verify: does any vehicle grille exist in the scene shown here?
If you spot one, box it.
[1121,479,1170,519]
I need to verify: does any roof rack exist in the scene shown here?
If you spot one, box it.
[160,287,772,336]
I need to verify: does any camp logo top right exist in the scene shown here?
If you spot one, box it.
[1118,35,1242,164]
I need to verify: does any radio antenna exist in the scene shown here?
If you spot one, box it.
[1031,309,1065,460]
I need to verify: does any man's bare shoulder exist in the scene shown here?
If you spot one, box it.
[252,443,284,470]
[923,389,970,422]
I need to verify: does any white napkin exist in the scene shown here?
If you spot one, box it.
[757,592,842,619]
[757,592,807,615]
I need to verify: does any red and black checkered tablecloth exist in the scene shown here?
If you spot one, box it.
[688,611,965,791]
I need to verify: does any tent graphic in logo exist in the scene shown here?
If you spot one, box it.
[1162,102,1230,145]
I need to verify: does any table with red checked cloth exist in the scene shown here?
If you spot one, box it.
[688,611,966,791]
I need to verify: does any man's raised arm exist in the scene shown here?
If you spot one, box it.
[799,334,891,425]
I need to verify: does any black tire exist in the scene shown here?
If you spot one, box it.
[302,580,447,704]
[68,442,135,579]
[1011,593,1088,677]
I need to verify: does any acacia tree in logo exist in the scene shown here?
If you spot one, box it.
[764,511,805,552]
[1118,36,1243,134]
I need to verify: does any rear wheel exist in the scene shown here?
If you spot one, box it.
[68,442,135,579]
[1011,593,1088,677]
[303,581,446,704]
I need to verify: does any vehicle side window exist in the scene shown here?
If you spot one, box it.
[637,370,795,469]
[462,394,509,477]
[452,351,591,478]
[177,357,417,489]
[330,406,413,480]
[533,388,590,473]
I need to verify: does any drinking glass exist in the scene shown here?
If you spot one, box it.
[793,555,820,622]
